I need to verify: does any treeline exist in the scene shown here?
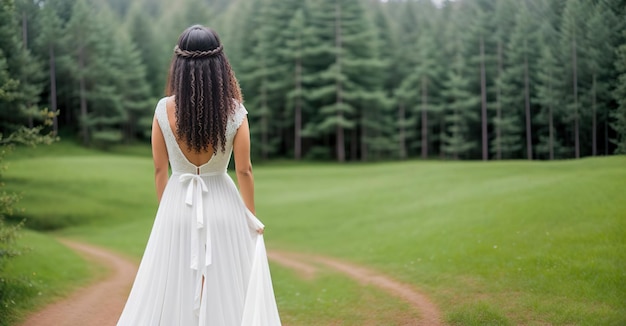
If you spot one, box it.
[1,0,626,160]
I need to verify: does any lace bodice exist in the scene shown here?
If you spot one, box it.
[154,97,248,175]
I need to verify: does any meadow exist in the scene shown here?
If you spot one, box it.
[3,142,625,325]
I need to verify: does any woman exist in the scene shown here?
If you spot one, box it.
[117,25,281,326]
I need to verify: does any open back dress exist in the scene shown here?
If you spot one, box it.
[116,98,281,326]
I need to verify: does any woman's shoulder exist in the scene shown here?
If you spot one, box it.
[233,100,247,115]
[155,97,168,110]
[155,96,175,113]
[228,100,248,134]
[160,96,175,105]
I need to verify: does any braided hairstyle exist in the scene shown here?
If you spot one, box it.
[166,25,243,153]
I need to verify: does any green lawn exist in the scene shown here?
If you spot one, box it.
[3,143,626,325]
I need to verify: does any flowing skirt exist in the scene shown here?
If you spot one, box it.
[117,173,281,326]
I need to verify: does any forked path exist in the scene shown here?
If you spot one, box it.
[268,251,442,326]
[20,240,441,326]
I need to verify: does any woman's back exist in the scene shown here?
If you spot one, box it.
[154,97,247,175]
[165,96,215,167]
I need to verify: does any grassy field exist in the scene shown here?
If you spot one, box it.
[3,142,626,325]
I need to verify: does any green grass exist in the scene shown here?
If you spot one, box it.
[258,158,626,325]
[272,266,420,325]
[3,143,626,325]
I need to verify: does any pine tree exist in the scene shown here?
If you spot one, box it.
[533,1,566,160]
[282,8,311,160]
[302,0,384,162]
[440,5,479,160]
[14,0,43,128]
[441,66,479,160]
[499,2,540,159]
[535,37,566,160]
[85,9,127,147]
[585,2,618,156]
[34,5,64,135]
[396,1,441,159]
[262,0,313,160]
[108,28,153,142]
[0,0,20,114]
[0,2,56,297]
[612,31,626,154]
[389,0,421,159]
[491,0,516,159]
[366,0,401,160]
[65,0,95,145]
[64,0,144,147]
[126,3,168,98]
[341,3,387,162]
[102,0,132,17]
[171,0,212,33]
[560,0,591,158]
[303,0,349,161]
[468,0,495,161]
[239,0,282,160]
[0,0,42,134]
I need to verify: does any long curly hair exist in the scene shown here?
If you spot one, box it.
[166,25,243,153]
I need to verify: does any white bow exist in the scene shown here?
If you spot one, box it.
[179,173,212,270]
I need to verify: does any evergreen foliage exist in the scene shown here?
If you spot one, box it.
[613,31,626,154]
[498,2,540,159]
[0,1,58,311]
[0,0,42,133]
[0,0,623,160]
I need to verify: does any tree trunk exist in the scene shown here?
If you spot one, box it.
[261,76,268,160]
[548,70,554,160]
[335,3,344,162]
[79,45,89,145]
[480,36,488,161]
[592,74,597,156]
[439,115,445,159]
[50,45,58,136]
[351,125,357,161]
[549,105,554,160]
[398,103,406,159]
[22,12,34,128]
[294,58,302,160]
[22,12,28,49]
[453,110,459,160]
[127,114,134,143]
[336,109,345,162]
[604,111,609,155]
[572,36,580,158]
[496,40,503,160]
[524,52,532,160]
[361,110,367,162]
[421,76,428,159]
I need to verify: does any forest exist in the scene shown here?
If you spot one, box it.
[1,0,626,161]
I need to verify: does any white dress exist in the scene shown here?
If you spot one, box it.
[117,98,281,326]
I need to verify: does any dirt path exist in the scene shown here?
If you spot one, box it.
[268,251,442,326]
[20,239,137,326]
[20,240,441,326]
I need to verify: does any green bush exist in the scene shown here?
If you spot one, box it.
[0,112,58,324]
[0,149,23,271]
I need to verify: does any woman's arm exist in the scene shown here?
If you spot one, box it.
[152,116,169,202]
[233,118,263,234]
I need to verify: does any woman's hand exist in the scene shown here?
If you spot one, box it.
[257,227,264,235]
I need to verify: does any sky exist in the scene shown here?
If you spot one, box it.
[431,0,446,7]
[380,0,448,8]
